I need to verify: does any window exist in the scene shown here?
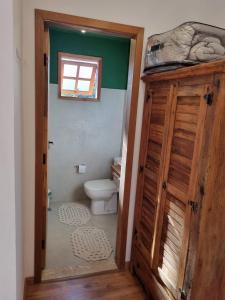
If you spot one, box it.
[58,52,102,100]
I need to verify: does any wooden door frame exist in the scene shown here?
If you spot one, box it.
[35,9,144,282]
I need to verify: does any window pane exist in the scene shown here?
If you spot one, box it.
[63,64,77,77]
[79,66,93,79]
[62,79,76,90]
[77,80,90,92]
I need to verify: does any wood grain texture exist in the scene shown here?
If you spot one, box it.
[132,61,225,300]
[142,60,225,82]
[132,246,172,300]
[157,82,208,298]
[182,75,221,299]
[190,74,225,300]
[132,83,172,266]
[37,9,143,37]
[25,271,147,300]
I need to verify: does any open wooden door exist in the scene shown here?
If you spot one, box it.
[35,18,49,281]
[40,25,49,270]
[153,80,209,299]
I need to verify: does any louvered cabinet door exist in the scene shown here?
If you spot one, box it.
[154,82,209,299]
[134,82,173,264]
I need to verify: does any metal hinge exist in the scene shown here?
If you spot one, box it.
[139,165,144,173]
[204,92,213,105]
[162,181,167,190]
[146,94,151,102]
[41,239,46,250]
[188,200,199,214]
[134,227,138,240]
[44,53,48,66]
[43,153,46,165]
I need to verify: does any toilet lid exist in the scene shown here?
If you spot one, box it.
[84,179,117,192]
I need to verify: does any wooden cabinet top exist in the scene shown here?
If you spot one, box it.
[142,59,225,82]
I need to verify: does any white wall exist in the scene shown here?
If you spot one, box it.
[0,1,16,297]
[14,0,24,297]
[48,85,125,203]
[0,0,23,298]
[22,0,225,277]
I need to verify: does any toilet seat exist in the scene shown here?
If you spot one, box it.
[84,179,116,192]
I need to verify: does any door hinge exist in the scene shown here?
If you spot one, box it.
[146,94,151,102]
[162,181,167,190]
[188,200,199,214]
[134,227,138,240]
[44,53,48,66]
[41,239,46,250]
[139,165,144,173]
[204,92,213,105]
[43,153,46,165]
[179,288,187,300]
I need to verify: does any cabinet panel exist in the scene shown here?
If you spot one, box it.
[132,62,225,300]
[134,83,173,263]
[155,82,208,298]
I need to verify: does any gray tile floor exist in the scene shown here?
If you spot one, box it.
[42,200,118,280]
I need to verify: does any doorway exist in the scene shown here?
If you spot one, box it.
[35,9,144,282]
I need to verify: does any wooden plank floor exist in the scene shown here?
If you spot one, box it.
[25,271,148,300]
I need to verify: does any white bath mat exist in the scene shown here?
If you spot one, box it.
[71,227,113,261]
[58,203,91,226]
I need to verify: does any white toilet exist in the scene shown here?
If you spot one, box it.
[84,179,118,215]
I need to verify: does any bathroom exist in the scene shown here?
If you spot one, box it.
[43,25,130,280]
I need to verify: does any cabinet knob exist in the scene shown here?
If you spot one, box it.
[162,181,167,190]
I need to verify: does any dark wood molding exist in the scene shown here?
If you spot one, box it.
[35,9,144,282]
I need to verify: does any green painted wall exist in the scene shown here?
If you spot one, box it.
[50,28,130,89]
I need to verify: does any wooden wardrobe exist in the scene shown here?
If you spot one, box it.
[131,60,225,300]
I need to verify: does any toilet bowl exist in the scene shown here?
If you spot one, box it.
[84,179,118,215]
